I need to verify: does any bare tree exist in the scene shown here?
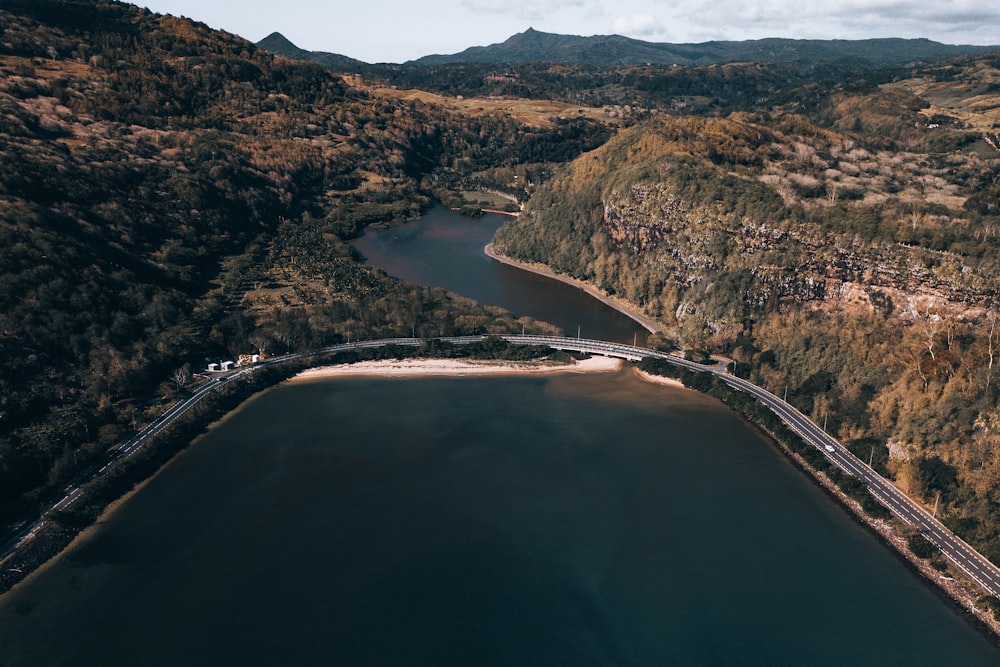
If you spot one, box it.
[919,308,940,361]
[275,332,295,354]
[171,365,191,392]
[987,311,998,388]
[248,333,269,357]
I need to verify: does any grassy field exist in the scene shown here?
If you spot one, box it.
[459,190,518,210]
[341,78,611,128]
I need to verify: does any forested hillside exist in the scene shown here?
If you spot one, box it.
[494,54,1000,558]
[0,0,607,523]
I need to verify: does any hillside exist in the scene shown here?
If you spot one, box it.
[493,53,1000,558]
[0,0,608,525]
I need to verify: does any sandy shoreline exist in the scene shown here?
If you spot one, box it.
[292,355,624,380]
[484,243,663,334]
[634,368,686,388]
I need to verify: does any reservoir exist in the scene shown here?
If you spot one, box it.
[1,207,999,664]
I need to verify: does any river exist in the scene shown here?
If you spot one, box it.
[1,207,998,665]
[351,206,644,343]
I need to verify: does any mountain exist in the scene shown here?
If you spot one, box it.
[410,28,998,67]
[256,29,998,70]
[256,31,368,70]
[256,31,312,60]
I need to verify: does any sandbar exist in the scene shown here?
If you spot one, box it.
[291,356,623,381]
[634,368,686,388]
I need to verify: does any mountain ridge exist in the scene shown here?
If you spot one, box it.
[257,28,999,68]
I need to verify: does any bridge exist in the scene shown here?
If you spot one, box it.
[5,334,1000,601]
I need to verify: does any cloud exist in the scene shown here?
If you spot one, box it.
[676,0,1000,43]
[611,14,666,38]
[460,0,593,20]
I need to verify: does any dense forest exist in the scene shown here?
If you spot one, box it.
[0,0,606,524]
[493,59,1000,558]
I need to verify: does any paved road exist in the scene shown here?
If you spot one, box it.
[6,334,1000,599]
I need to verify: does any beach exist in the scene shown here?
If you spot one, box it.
[291,355,624,381]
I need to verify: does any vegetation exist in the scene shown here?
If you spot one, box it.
[0,1,602,526]
[269,30,994,120]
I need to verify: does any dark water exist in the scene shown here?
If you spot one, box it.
[3,206,1000,665]
[352,206,644,343]
[2,373,998,666]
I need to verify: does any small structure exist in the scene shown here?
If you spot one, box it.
[237,353,263,367]
[207,363,220,372]
[220,360,235,371]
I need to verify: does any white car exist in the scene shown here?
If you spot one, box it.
[825,445,835,452]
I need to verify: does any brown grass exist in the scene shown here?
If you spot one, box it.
[357,82,610,128]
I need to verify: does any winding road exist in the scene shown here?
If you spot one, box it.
[5,334,1000,600]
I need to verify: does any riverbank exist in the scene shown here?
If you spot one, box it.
[770,420,1000,643]
[634,368,687,389]
[484,243,663,334]
[292,355,623,381]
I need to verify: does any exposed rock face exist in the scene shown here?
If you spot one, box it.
[602,181,990,322]
[603,185,688,253]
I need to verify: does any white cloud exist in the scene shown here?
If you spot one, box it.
[611,14,666,38]
[460,0,593,20]
[676,0,1000,43]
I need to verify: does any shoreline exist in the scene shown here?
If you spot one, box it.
[634,367,687,389]
[291,355,624,381]
[484,243,663,334]
[761,419,1000,643]
[2,472,157,593]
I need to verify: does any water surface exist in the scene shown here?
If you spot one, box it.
[352,206,644,343]
[1,372,997,665]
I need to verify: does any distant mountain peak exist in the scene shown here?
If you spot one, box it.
[259,32,297,49]
[256,32,309,59]
[255,32,367,69]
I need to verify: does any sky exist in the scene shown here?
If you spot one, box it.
[137,0,1000,63]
